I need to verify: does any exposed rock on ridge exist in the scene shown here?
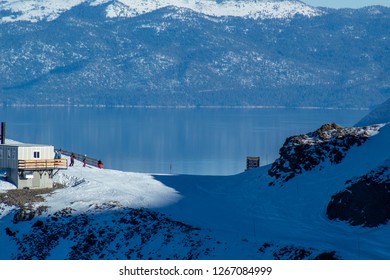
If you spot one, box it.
[268,123,382,185]
[6,207,219,260]
[327,164,390,227]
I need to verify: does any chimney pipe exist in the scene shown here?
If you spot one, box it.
[1,122,5,144]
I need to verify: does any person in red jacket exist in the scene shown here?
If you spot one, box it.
[98,160,103,169]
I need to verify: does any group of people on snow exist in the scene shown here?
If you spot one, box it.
[54,150,103,169]
[54,149,62,159]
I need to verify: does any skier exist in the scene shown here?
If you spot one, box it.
[97,160,103,169]
[70,153,75,167]
[83,155,87,167]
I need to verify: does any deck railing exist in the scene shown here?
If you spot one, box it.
[18,159,68,170]
[59,150,100,168]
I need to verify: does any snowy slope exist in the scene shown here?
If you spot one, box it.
[0,123,389,259]
[0,0,322,23]
[156,124,390,259]
[0,0,87,23]
[356,98,390,127]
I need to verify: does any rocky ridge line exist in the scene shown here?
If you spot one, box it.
[268,123,382,186]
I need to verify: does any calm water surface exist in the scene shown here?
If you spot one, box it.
[1,107,367,175]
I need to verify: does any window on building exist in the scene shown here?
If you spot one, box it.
[0,149,2,159]
[7,150,11,159]
[33,151,40,159]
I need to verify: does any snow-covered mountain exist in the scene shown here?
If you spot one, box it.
[356,98,390,127]
[0,0,322,23]
[0,1,389,107]
[105,0,323,20]
[1,118,389,259]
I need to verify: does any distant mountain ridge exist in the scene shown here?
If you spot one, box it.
[0,0,322,23]
[0,1,389,107]
[104,0,323,20]
[355,98,390,126]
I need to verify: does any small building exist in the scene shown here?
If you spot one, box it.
[0,143,67,189]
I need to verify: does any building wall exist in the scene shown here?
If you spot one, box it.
[17,146,54,160]
[1,144,55,189]
[0,145,18,169]
[16,171,53,189]
[8,168,19,188]
[0,145,55,168]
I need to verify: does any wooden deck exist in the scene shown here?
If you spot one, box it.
[18,159,68,170]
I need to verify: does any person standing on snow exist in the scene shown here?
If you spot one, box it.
[70,153,75,167]
[98,160,103,169]
[83,155,87,167]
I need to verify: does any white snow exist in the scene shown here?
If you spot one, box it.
[42,159,182,212]
[0,0,87,23]
[0,203,16,219]
[0,181,16,193]
[0,0,323,23]
[105,0,323,19]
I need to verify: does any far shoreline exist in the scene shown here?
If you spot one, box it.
[0,104,371,111]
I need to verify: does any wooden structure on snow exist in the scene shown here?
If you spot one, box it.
[0,143,67,189]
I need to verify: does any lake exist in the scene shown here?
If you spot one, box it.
[1,106,367,175]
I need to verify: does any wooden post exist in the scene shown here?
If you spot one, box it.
[1,122,5,144]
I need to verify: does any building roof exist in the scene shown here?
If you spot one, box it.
[1,143,53,148]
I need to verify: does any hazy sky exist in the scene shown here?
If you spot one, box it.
[303,0,390,8]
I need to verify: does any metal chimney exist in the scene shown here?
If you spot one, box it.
[1,122,5,144]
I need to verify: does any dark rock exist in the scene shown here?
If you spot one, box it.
[314,251,341,260]
[258,242,272,253]
[327,165,390,227]
[268,123,381,186]
[5,227,16,237]
[32,220,44,228]
[13,208,36,223]
[7,207,219,260]
[272,245,312,260]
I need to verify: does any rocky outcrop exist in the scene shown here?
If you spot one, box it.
[6,207,219,260]
[327,164,390,227]
[268,123,381,185]
[257,242,342,260]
